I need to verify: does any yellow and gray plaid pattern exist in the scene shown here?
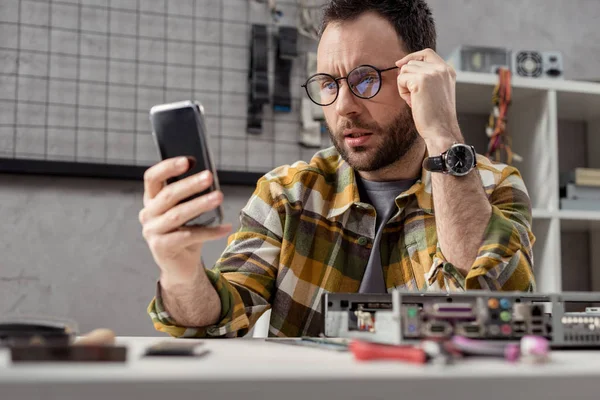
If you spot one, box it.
[149,147,536,337]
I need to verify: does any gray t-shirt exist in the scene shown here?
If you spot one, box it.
[356,175,418,293]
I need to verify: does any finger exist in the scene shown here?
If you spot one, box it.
[397,72,418,107]
[143,190,224,235]
[399,61,456,88]
[396,48,441,68]
[143,157,190,206]
[398,61,432,75]
[142,170,214,221]
[406,60,429,67]
[397,71,420,92]
[147,224,233,257]
[404,60,435,69]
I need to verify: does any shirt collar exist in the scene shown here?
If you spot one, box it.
[326,148,434,219]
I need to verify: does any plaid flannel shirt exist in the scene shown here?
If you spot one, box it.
[148,147,536,337]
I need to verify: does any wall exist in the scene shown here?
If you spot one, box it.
[0,0,320,171]
[1,0,600,336]
[0,174,254,336]
[429,0,600,81]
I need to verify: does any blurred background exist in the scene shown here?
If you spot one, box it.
[1,0,599,336]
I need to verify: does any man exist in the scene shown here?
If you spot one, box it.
[140,0,536,338]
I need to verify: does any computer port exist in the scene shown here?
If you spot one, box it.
[488,325,501,336]
[499,298,511,310]
[512,329,525,337]
[403,319,421,337]
[501,324,512,336]
[456,323,482,338]
[425,303,475,320]
[488,298,499,309]
[405,306,419,319]
[423,320,452,338]
[531,305,543,317]
[530,326,545,336]
[407,324,418,333]
[432,303,472,312]
[565,333,600,343]
[512,321,527,334]
[500,311,512,322]
[512,303,530,321]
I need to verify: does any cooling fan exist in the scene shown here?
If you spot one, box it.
[512,50,564,79]
[513,51,544,78]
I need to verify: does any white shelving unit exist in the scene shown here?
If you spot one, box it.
[455,71,600,293]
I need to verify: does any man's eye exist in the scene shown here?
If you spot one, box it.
[321,81,336,91]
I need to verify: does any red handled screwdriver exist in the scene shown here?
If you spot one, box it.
[349,340,427,364]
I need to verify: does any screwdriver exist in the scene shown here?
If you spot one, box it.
[349,340,427,364]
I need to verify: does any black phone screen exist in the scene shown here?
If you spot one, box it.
[149,101,223,226]
[151,104,209,189]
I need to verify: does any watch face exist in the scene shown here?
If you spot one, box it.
[446,145,475,176]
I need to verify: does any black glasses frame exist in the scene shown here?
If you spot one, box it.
[301,64,399,106]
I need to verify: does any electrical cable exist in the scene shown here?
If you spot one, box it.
[485,67,522,164]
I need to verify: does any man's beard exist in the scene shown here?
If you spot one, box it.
[328,108,418,172]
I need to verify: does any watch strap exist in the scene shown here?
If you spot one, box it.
[423,155,445,172]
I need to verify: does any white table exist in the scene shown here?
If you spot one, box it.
[1,336,599,400]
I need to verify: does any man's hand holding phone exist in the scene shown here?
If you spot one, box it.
[139,156,231,288]
[141,100,227,327]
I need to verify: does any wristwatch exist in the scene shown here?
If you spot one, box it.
[423,143,477,176]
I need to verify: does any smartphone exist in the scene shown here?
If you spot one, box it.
[149,100,223,227]
[143,340,209,357]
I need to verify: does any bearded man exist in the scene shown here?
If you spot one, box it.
[141,0,536,338]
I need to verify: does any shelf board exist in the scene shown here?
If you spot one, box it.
[533,209,600,231]
[456,71,600,93]
[557,209,600,221]
[532,209,600,231]
[455,72,600,121]
[0,157,263,185]
[532,208,555,219]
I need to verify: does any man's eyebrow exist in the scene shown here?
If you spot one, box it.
[314,70,336,77]
[316,64,389,78]
[314,72,339,79]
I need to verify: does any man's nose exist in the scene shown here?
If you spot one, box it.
[335,82,361,118]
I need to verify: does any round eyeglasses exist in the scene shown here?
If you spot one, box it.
[301,64,398,106]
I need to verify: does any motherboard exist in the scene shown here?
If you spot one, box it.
[323,291,600,348]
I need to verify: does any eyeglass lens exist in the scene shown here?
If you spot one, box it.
[305,66,382,106]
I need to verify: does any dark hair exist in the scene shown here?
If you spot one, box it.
[320,0,436,53]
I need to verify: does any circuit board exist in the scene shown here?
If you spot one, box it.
[323,291,600,348]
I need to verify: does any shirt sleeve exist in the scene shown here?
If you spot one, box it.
[426,166,536,292]
[148,176,284,337]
